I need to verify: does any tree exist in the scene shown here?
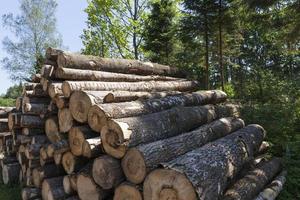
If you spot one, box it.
[143,0,178,65]
[1,0,62,81]
[81,0,148,59]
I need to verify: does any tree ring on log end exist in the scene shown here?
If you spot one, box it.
[62,152,75,174]
[69,127,85,156]
[77,174,101,200]
[70,91,91,123]
[101,124,126,159]
[88,105,107,132]
[62,81,72,98]
[114,184,142,200]
[122,148,146,184]
[143,169,197,200]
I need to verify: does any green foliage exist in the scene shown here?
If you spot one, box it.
[4,84,23,99]
[0,184,21,200]
[1,0,62,81]
[0,98,15,107]
[143,0,178,65]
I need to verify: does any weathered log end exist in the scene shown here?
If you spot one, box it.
[58,108,73,133]
[88,104,107,132]
[114,182,142,200]
[69,91,94,123]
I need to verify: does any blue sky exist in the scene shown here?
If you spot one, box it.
[0,0,88,95]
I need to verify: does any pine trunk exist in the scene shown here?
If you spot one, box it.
[32,164,65,187]
[0,107,14,118]
[23,103,49,115]
[41,176,67,200]
[62,80,199,97]
[57,52,185,77]
[47,140,70,157]
[0,119,9,132]
[122,117,245,184]
[89,90,227,132]
[2,162,21,184]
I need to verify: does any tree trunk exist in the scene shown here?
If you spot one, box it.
[62,80,199,98]
[48,82,63,99]
[2,162,21,184]
[204,10,209,90]
[254,170,287,200]
[69,91,105,123]
[41,176,67,200]
[82,137,103,158]
[143,125,265,200]
[101,105,219,158]
[23,103,49,115]
[20,115,45,128]
[45,47,63,61]
[55,96,69,109]
[22,187,41,200]
[62,151,89,174]
[25,143,43,159]
[32,164,65,187]
[55,67,180,82]
[102,90,181,103]
[0,107,14,118]
[68,126,98,156]
[57,52,186,77]
[58,108,74,133]
[219,0,225,91]
[22,128,44,136]
[114,182,142,200]
[77,163,111,200]
[122,117,245,184]
[45,116,63,143]
[223,158,282,200]
[63,174,77,195]
[16,97,23,111]
[40,64,55,78]
[47,140,70,157]
[22,96,51,106]
[0,119,9,132]
[92,155,124,189]
[90,90,227,132]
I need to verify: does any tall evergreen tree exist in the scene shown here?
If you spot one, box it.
[143,0,178,65]
[1,0,62,81]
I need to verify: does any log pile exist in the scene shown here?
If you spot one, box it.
[0,48,286,200]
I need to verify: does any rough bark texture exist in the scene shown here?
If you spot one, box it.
[102,90,181,103]
[101,105,219,158]
[255,170,287,200]
[122,117,245,184]
[47,140,69,157]
[46,47,63,61]
[154,125,266,200]
[32,164,65,187]
[55,67,180,82]
[82,137,103,158]
[2,162,21,184]
[23,103,49,115]
[62,80,199,98]
[223,158,283,200]
[0,107,14,118]
[41,176,67,200]
[0,119,9,132]
[90,90,226,132]
[22,187,41,200]
[68,126,98,156]
[69,91,104,123]
[20,115,45,128]
[62,152,88,174]
[55,96,69,109]
[57,52,186,77]
[92,155,124,189]
[22,128,44,136]
[114,182,142,200]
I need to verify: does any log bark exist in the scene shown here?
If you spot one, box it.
[68,126,98,156]
[62,80,199,98]
[57,51,186,77]
[23,103,49,115]
[223,158,283,200]
[82,137,103,158]
[32,164,65,187]
[55,67,181,82]
[48,82,63,99]
[143,125,265,200]
[46,47,63,61]
[31,73,41,83]
[22,187,41,200]
[62,151,88,174]
[16,97,23,111]
[65,196,80,200]
[22,128,44,136]
[0,119,9,132]
[102,90,181,103]
[69,91,105,123]
[47,140,70,157]
[20,115,45,128]
[77,163,111,200]
[41,176,67,200]
[2,162,21,184]
[0,107,14,118]
[63,174,77,195]
[89,90,227,132]
[40,64,55,78]
[122,117,245,184]
[58,108,74,132]
[114,182,142,200]
[31,135,48,145]
[22,96,51,106]
[255,170,287,200]
[25,143,42,159]
[101,105,219,158]
[45,116,63,143]
[92,155,124,189]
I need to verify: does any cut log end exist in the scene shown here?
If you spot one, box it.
[143,169,197,200]
[88,105,107,132]
[62,152,75,174]
[63,175,75,195]
[114,183,142,200]
[101,123,127,159]
[45,117,61,143]
[121,148,146,184]
[58,108,73,133]
[77,174,103,200]
[62,81,72,98]
[69,91,92,123]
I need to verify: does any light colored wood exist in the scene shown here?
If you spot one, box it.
[62,80,199,98]
[48,82,63,99]
[45,116,62,143]
[41,176,67,200]
[58,108,74,133]
[62,151,88,174]
[82,137,102,158]
[114,182,142,200]
[47,140,69,157]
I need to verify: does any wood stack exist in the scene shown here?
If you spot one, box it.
[1,48,285,200]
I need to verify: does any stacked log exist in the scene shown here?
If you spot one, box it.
[0,48,285,200]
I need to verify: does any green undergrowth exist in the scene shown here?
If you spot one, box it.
[0,184,21,200]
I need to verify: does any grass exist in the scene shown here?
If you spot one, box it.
[0,184,21,200]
